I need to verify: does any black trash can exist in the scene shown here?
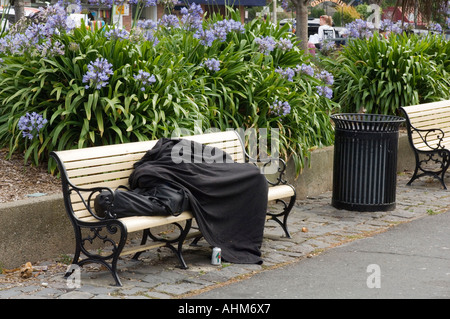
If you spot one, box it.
[330,114,405,212]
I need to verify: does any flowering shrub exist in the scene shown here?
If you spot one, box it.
[342,19,375,39]
[0,3,337,174]
[326,32,450,114]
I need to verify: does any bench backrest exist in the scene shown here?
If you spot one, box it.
[52,131,245,220]
[400,100,450,150]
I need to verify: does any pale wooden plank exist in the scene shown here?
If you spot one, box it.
[182,130,241,144]
[69,168,133,186]
[66,161,135,179]
[119,230,202,256]
[402,100,450,113]
[64,153,145,170]
[268,185,295,201]
[55,140,158,163]
[120,212,194,233]
[409,114,450,127]
[70,177,130,191]
[120,242,166,256]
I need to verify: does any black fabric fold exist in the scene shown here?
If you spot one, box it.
[128,138,268,264]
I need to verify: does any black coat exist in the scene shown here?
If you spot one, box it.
[129,138,268,264]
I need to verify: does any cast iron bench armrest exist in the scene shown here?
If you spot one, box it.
[408,126,446,151]
[245,154,289,186]
[67,182,116,221]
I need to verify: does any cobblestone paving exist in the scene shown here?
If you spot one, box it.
[1,172,449,299]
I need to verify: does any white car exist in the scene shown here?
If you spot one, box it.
[0,6,40,30]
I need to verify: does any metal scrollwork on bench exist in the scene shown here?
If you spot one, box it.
[247,155,289,186]
[62,184,127,286]
[244,153,294,238]
[401,105,450,190]
[412,127,445,151]
[132,220,192,269]
[266,196,295,238]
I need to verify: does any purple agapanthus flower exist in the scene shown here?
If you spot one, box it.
[379,19,403,35]
[316,70,334,86]
[193,18,243,47]
[276,67,295,82]
[345,19,374,39]
[429,23,443,33]
[202,58,220,72]
[137,19,157,30]
[296,63,314,77]
[180,3,203,31]
[159,14,180,28]
[316,86,333,99]
[105,28,130,40]
[255,36,277,55]
[36,39,66,57]
[271,99,291,116]
[134,70,156,91]
[82,58,114,90]
[194,28,216,47]
[18,112,48,140]
[277,38,293,51]
[89,0,132,8]
[135,19,159,45]
[44,3,76,35]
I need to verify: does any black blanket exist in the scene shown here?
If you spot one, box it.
[128,138,268,264]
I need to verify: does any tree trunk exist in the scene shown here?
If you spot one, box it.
[14,0,26,23]
[295,0,309,52]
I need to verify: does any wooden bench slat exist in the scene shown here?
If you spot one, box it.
[64,153,145,171]
[72,185,295,220]
[67,162,135,180]
[402,100,450,113]
[69,168,133,186]
[70,177,130,191]
[119,212,194,233]
[268,184,295,201]
[56,141,158,163]
[409,117,450,129]
[78,212,193,233]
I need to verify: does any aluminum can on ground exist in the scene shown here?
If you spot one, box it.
[211,247,221,265]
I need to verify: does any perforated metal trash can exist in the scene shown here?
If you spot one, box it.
[330,114,405,212]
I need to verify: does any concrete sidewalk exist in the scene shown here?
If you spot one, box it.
[1,171,449,299]
[194,201,450,299]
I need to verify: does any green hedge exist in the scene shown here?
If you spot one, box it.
[0,5,338,175]
[327,33,450,115]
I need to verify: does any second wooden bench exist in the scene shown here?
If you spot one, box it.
[400,100,450,189]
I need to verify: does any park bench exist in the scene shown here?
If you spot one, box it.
[50,130,296,286]
[400,100,450,189]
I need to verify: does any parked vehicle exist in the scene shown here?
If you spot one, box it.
[279,18,321,37]
[0,6,40,30]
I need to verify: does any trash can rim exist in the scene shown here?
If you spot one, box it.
[330,113,405,124]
